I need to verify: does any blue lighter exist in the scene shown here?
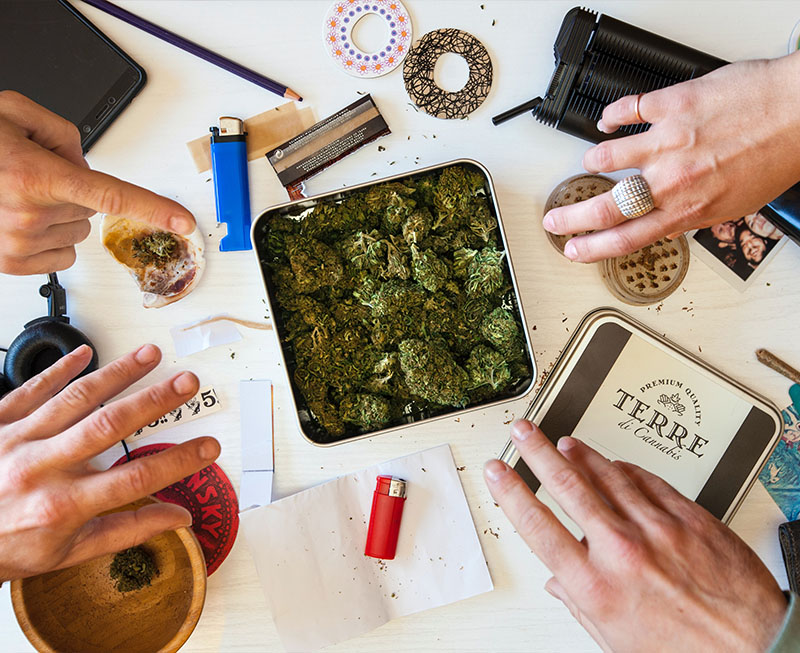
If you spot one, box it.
[210,117,252,251]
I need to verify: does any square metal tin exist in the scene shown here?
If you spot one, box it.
[500,307,783,524]
[252,159,537,446]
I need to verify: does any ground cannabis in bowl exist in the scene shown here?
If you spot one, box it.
[110,546,159,593]
[259,164,532,441]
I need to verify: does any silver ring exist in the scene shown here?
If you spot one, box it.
[612,175,655,219]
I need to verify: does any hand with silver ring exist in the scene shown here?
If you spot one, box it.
[542,53,800,263]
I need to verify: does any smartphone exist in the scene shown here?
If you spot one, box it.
[0,0,146,152]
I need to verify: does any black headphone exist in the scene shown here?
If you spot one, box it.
[0,273,98,397]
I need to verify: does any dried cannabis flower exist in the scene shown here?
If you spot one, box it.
[399,339,470,407]
[131,232,178,266]
[480,307,520,353]
[340,393,392,429]
[466,344,511,391]
[262,165,532,441]
[466,246,506,296]
[411,245,449,292]
[110,545,159,593]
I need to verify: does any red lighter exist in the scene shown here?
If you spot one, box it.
[365,475,407,560]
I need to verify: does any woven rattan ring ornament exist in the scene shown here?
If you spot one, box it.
[403,28,493,119]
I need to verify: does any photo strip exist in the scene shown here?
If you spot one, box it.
[690,212,786,290]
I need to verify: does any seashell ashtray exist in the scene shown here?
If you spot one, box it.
[101,216,205,308]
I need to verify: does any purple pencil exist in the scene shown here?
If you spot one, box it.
[80,0,302,101]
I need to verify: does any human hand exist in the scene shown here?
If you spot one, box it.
[543,52,800,262]
[0,91,196,275]
[484,420,786,652]
[0,343,220,581]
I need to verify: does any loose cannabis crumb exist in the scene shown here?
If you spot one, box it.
[110,546,159,593]
[131,232,178,266]
[378,145,386,152]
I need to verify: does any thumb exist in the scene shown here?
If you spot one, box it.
[45,155,196,235]
[61,502,193,569]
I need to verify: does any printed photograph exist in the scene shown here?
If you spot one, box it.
[691,212,785,290]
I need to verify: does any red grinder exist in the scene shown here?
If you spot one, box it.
[365,475,407,560]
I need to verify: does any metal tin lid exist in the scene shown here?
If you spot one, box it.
[499,308,782,525]
[543,174,615,256]
[599,235,690,306]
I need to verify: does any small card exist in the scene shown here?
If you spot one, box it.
[128,386,222,441]
[759,403,800,520]
[690,211,786,291]
[239,444,492,651]
[239,380,274,509]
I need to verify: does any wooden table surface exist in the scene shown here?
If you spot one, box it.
[2,1,799,651]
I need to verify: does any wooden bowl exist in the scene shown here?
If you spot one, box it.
[10,497,207,653]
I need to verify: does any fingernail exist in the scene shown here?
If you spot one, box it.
[511,419,535,442]
[135,343,158,365]
[563,241,578,260]
[72,344,92,358]
[597,119,608,133]
[199,437,221,461]
[544,584,559,599]
[172,371,197,395]
[169,215,194,234]
[543,213,555,231]
[557,436,577,452]
[484,459,508,482]
[172,514,193,529]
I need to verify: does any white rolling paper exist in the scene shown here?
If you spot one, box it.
[239,380,274,509]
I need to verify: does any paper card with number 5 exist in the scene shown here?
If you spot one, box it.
[128,385,223,440]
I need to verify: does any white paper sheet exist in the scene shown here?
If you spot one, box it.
[239,380,274,509]
[170,315,242,357]
[239,444,493,651]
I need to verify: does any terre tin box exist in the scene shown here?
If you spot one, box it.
[500,308,783,525]
[252,159,537,446]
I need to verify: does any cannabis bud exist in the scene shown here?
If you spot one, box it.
[131,232,178,266]
[465,246,506,296]
[398,339,469,407]
[466,344,511,391]
[411,245,449,293]
[340,393,392,429]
